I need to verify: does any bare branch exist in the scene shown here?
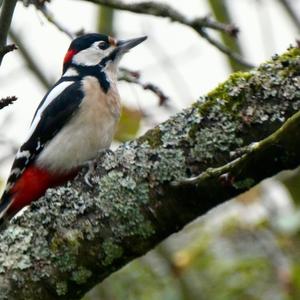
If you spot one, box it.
[0,43,17,62]
[119,68,169,106]
[0,95,17,110]
[9,29,52,89]
[22,0,50,8]
[191,15,239,37]
[198,28,254,68]
[39,6,75,39]
[173,108,300,187]
[278,0,300,31]
[80,0,254,68]
[0,0,17,65]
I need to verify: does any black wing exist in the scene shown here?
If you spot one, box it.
[4,79,84,192]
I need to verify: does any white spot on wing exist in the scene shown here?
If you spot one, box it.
[16,150,30,159]
[10,168,21,176]
[36,140,42,151]
[26,81,73,142]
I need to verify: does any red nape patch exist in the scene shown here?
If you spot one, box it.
[8,166,78,216]
[63,49,77,64]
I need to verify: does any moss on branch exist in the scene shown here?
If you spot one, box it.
[0,47,299,300]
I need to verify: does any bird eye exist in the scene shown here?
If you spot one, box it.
[98,41,109,50]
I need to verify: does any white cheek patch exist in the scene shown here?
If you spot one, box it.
[73,48,103,66]
[72,42,112,66]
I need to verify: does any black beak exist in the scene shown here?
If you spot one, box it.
[116,36,147,53]
[100,36,147,66]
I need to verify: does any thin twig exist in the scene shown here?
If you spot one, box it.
[199,28,254,68]
[22,0,50,8]
[207,0,246,71]
[278,0,300,31]
[119,67,169,106]
[9,29,52,89]
[0,96,17,110]
[81,0,254,68]
[0,43,17,61]
[189,14,239,38]
[39,6,75,38]
[171,155,246,187]
[0,0,18,65]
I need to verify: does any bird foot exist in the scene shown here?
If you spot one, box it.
[84,161,96,188]
[99,148,114,157]
[84,149,114,187]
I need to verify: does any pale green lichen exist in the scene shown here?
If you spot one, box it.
[188,47,300,167]
[56,281,68,296]
[102,239,124,266]
[96,170,154,238]
[71,266,92,284]
[191,119,243,161]
[233,178,256,190]
[0,47,298,299]
[207,71,252,103]
[0,226,33,274]
[151,148,186,182]
[138,127,162,148]
[54,250,77,273]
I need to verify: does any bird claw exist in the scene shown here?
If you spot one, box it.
[100,148,114,157]
[84,149,114,188]
[84,161,96,188]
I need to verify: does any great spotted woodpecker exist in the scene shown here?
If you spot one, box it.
[0,33,147,220]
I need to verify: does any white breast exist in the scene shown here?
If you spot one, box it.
[36,76,121,173]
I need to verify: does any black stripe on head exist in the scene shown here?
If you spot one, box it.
[70,33,109,52]
[100,48,119,67]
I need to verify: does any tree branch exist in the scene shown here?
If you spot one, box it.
[9,29,52,89]
[0,96,17,110]
[39,6,75,39]
[73,0,254,68]
[207,0,246,71]
[118,67,169,106]
[0,47,299,299]
[278,0,300,32]
[0,43,17,60]
[0,0,17,65]
[172,107,300,187]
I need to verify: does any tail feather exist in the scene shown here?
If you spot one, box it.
[0,166,79,222]
[0,192,13,220]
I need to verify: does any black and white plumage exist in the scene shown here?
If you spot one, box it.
[0,33,147,219]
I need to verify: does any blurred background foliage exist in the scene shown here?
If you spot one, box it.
[1,0,300,299]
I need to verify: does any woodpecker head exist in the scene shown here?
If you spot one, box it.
[63,33,147,74]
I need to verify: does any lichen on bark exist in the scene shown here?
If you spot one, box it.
[0,47,299,300]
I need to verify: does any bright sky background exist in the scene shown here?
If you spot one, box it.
[0,0,299,180]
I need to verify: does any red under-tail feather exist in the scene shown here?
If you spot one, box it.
[6,165,78,217]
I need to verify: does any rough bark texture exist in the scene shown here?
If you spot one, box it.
[0,47,299,300]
